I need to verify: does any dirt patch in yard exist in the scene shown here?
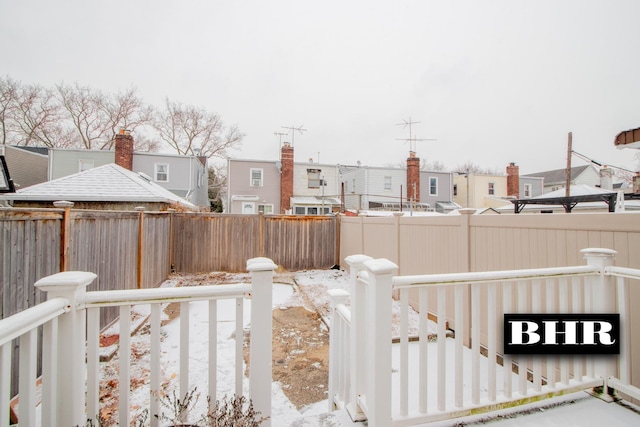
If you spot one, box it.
[244,305,330,409]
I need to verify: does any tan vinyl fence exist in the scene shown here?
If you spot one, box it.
[340,210,640,390]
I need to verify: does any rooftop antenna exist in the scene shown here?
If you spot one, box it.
[396,116,436,155]
[273,131,288,151]
[281,124,308,147]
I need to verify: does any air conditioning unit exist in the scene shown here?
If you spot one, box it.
[252,179,261,187]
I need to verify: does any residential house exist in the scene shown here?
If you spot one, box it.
[226,158,281,214]
[1,145,48,189]
[453,172,507,209]
[292,161,342,215]
[523,164,600,194]
[226,142,350,215]
[341,164,455,213]
[0,162,198,211]
[49,134,209,208]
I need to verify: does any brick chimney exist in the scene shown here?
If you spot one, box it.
[406,151,420,203]
[506,162,519,198]
[280,142,294,214]
[115,129,134,171]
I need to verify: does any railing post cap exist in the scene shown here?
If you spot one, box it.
[35,271,97,291]
[581,248,617,257]
[246,257,278,272]
[344,254,373,267]
[459,208,475,215]
[363,258,399,275]
[53,200,74,208]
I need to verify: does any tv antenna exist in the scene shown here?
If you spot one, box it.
[281,124,307,146]
[396,117,436,154]
[273,131,288,149]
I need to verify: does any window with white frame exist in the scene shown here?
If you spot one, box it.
[488,182,495,195]
[307,168,323,188]
[384,176,392,190]
[524,183,532,198]
[155,163,169,182]
[429,177,438,195]
[250,168,263,187]
[79,159,94,172]
[258,204,273,214]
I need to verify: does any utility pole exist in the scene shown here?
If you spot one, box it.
[565,132,572,198]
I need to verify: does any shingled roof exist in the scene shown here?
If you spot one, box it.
[0,163,196,209]
[523,165,592,186]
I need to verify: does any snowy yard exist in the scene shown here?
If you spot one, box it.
[93,268,640,427]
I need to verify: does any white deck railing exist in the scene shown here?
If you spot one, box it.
[329,248,640,427]
[0,257,277,427]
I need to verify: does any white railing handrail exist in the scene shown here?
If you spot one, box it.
[606,266,640,281]
[392,265,598,289]
[81,283,251,308]
[0,297,70,347]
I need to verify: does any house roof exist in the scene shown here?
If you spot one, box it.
[523,165,592,186]
[10,145,49,156]
[0,163,197,208]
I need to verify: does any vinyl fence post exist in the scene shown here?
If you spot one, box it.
[247,257,277,427]
[581,248,617,392]
[35,271,97,427]
[328,288,349,412]
[363,258,398,427]
[344,254,373,422]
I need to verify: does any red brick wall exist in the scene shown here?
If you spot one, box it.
[280,143,294,213]
[406,153,420,203]
[115,133,134,171]
[506,162,519,198]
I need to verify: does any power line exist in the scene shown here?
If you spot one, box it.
[572,150,637,174]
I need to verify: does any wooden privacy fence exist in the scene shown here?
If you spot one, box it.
[171,213,339,272]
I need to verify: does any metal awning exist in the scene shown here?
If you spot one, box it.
[511,192,640,213]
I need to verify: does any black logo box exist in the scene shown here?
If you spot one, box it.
[504,313,620,355]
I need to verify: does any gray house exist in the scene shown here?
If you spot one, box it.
[523,165,600,194]
[342,165,455,213]
[45,134,209,208]
[2,145,48,189]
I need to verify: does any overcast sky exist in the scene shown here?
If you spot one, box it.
[2,0,639,175]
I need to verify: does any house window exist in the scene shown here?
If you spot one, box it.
[250,168,263,187]
[488,182,495,195]
[307,168,323,188]
[79,159,94,172]
[351,179,356,193]
[429,177,438,195]
[524,183,532,198]
[155,163,169,182]
[295,206,306,215]
[384,176,392,190]
[258,204,273,214]
[453,184,458,196]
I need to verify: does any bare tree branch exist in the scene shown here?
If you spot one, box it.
[153,98,243,159]
[0,76,19,145]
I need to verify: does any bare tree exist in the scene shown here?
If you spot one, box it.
[421,158,447,171]
[0,76,19,145]
[153,98,243,159]
[455,161,502,175]
[12,83,73,147]
[97,87,154,149]
[56,82,110,149]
